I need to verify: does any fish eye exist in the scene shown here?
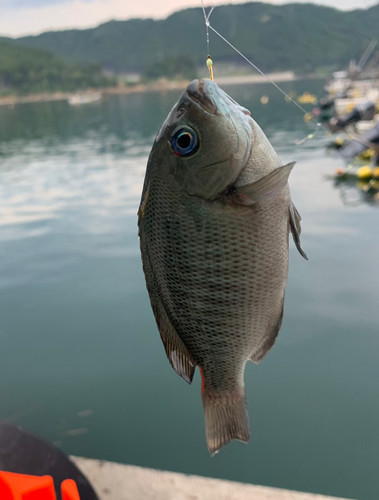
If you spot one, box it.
[170,126,198,157]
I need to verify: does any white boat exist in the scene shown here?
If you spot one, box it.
[324,71,351,95]
[355,114,379,133]
[68,92,102,106]
[334,88,379,116]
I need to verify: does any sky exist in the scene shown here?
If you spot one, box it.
[0,0,377,38]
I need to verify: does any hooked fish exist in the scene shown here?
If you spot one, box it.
[138,78,307,456]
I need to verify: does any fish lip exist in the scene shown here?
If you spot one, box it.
[185,79,218,115]
[185,79,251,118]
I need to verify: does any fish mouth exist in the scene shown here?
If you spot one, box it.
[186,79,218,114]
[184,79,252,175]
[185,79,251,118]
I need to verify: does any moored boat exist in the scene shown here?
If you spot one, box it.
[68,92,102,106]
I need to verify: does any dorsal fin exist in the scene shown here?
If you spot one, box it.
[139,236,196,383]
[155,302,196,384]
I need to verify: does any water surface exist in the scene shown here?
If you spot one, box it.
[0,79,378,500]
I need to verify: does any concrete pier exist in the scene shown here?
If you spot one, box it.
[73,457,354,500]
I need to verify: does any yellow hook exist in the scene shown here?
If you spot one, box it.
[206,56,214,82]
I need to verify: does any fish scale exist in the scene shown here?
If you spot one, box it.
[138,79,306,455]
[168,194,289,360]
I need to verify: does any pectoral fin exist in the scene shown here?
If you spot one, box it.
[229,162,296,206]
[289,202,308,260]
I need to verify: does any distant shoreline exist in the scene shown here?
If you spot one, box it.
[0,71,311,108]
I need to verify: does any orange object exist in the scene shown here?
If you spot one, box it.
[61,479,81,500]
[0,471,81,500]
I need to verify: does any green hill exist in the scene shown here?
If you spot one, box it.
[0,41,115,95]
[6,2,379,75]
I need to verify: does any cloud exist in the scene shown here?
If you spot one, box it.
[0,0,93,7]
[0,0,377,38]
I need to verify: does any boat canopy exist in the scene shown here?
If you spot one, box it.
[329,101,376,132]
[340,122,379,159]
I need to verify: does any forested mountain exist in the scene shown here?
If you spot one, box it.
[6,2,379,75]
[0,41,115,94]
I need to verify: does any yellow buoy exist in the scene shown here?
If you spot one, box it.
[335,137,344,146]
[357,166,373,179]
[358,149,375,160]
[303,112,313,122]
[297,92,318,105]
[260,95,269,105]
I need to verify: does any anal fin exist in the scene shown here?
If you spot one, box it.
[250,303,284,364]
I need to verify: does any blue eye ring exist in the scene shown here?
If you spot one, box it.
[170,126,198,157]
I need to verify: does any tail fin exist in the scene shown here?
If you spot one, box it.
[202,390,250,456]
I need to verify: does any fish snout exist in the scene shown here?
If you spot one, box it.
[186,79,217,115]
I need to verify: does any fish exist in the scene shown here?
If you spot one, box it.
[138,78,307,456]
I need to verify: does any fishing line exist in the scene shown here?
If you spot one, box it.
[208,24,326,138]
[199,2,327,143]
[200,1,214,59]
[294,121,322,145]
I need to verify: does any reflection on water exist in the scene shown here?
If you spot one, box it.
[332,177,379,207]
[0,80,378,500]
